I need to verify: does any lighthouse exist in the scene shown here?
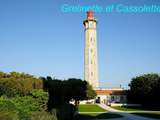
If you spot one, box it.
[83,11,99,89]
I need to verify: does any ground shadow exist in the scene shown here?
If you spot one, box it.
[131,112,160,119]
[76,113,123,120]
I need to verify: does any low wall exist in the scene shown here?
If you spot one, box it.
[70,99,95,105]
[110,103,142,107]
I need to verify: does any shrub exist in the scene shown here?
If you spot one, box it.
[0,96,21,120]
[0,78,20,97]
[0,72,43,97]
[0,96,41,120]
[30,89,48,109]
[49,103,76,120]
[0,111,18,120]
[31,111,57,120]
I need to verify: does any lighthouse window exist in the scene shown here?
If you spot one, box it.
[90,38,92,42]
[91,72,93,76]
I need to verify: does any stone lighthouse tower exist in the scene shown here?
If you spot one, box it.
[83,11,99,89]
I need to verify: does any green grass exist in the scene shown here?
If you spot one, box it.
[132,112,160,119]
[77,105,123,119]
[78,104,106,112]
[77,113,123,120]
[112,106,160,111]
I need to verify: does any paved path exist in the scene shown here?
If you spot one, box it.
[97,104,157,120]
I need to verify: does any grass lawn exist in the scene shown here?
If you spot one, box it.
[78,104,106,112]
[78,105,123,119]
[77,113,123,120]
[132,112,160,119]
[112,106,160,111]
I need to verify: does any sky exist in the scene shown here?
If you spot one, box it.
[0,0,160,89]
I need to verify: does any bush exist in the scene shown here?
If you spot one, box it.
[12,96,41,114]
[0,78,20,97]
[0,96,27,120]
[0,96,17,111]
[50,103,76,120]
[0,72,43,97]
[31,111,57,120]
[0,111,18,120]
[30,89,48,110]
[0,96,42,120]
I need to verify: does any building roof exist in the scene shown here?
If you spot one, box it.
[95,89,127,95]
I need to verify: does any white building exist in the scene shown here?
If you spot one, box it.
[79,88,127,105]
[95,88,127,105]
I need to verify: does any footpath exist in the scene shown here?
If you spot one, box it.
[97,104,157,120]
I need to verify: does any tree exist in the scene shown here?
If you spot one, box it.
[86,83,97,100]
[0,71,43,97]
[45,77,96,120]
[128,73,160,106]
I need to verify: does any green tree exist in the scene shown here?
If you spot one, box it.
[46,78,95,109]
[128,73,160,106]
[45,77,96,120]
[86,83,97,100]
[0,71,43,97]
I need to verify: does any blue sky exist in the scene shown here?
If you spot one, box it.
[0,0,160,89]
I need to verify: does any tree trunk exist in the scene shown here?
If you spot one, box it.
[74,100,79,111]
